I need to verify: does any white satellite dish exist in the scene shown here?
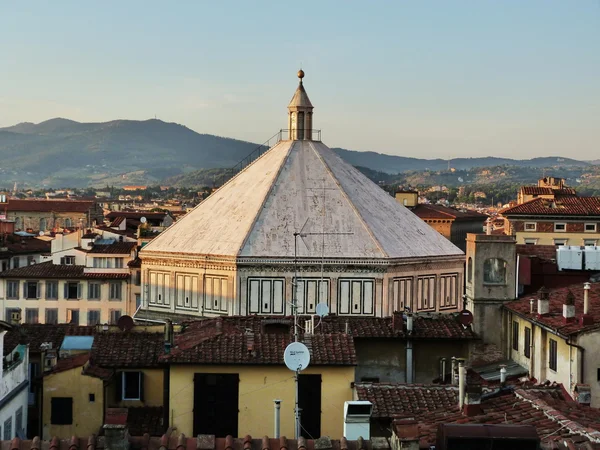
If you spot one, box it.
[38,231,44,236]
[140,217,147,224]
[316,303,329,317]
[284,342,310,372]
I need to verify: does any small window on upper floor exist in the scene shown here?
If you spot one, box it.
[524,238,537,245]
[60,256,75,265]
[524,222,536,231]
[585,223,597,233]
[554,223,566,232]
[483,258,507,285]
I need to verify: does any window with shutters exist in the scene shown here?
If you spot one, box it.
[338,279,375,316]
[416,276,436,311]
[122,371,143,400]
[88,282,101,300]
[67,309,79,325]
[46,281,58,300]
[483,258,507,285]
[549,339,558,372]
[15,407,23,437]
[439,274,458,309]
[294,278,329,314]
[149,271,169,306]
[114,258,124,268]
[109,282,122,301]
[13,258,20,269]
[110,309,122,324]
[204,275,228,313]
[7,281,19,299]
[45,308,58,324]
[51,397,73,425]
[512,321,519,351]
[524,327,531,359]
[87,310,101,325]
[60,256,75,265]
[25,281,39,299]
[3,417,11,440]
[25,308,39,324]
[176,273,199,309]
[65,282,80,300]
[392,277,413,311]
[247,278,285,315]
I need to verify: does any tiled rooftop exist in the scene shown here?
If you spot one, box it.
[412,204,488,221]
[88,242,137,254]
[106,211,168,220]
[516,244,557,261]
[502,196,600,216]
[3,199,95,213]
[505,283,600,336]
[521,186,577,196]
[90,331,165,368]
[0,261,129,279]
[3,323,95,356]
[0,237,51,257]
[355,383,600,448]
[46,352,90,375]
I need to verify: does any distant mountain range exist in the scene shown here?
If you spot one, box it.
[0,118,594,188]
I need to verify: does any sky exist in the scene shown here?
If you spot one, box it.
[1,1,599,159]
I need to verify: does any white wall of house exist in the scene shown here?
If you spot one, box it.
[0,341,29,439]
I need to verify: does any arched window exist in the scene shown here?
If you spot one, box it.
[467,257,473,283]
[483,258,507,284]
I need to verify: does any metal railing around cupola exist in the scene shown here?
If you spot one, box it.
[214,129,322,188]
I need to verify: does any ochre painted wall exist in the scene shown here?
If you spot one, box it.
[106,368,164,408]
[42,369,104,440]
[169,365,354,438]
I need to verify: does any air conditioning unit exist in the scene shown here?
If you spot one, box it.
[584,246,600,271]
[343,401,373,440]
[574,384,591,405]
[557,246,583,271]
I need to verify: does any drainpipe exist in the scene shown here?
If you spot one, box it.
[406,313,413,384]
[274,399,282,438]
[499,364,507,386]
[458,359,466,409]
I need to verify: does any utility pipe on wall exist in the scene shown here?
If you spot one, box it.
[274,399,281,438]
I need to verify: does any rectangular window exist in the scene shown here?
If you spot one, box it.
[67,309,79,325]
[416,275,436,311]
[584,239,597,247]
[524,222,537,231]
[176,273,199,309]
[114,258,124,268]
[247,278,286,315]
[46,281,58,300]
[110,309,122,324]
[554,223,566,232]
[204,276,229,313]
[25,281,39,299]
[122,371,142,400]
[439,274,458,309]
[294,278,329,314]
[25,308,39,324]
[45,308,58,325]
[554,239,568,247]
[149,271,169,306]
[5,308,20,323]
[512,321,519,351]
[15,407,23,437]
[549,339,558,371]
[88,282,101,300]
[109,282,122,301]
[87,309,101,325]
[134,271,141,286]
[51,397,73,425]
[524,238,537,245]
[3,417,11,440]
[585,223,597,232]
[13,257,20,269]
[338,279,375,316]
[524,327,531,359]
[7,281,19,299]
[135,294,141,309]
[60,256,76,265]
[392,277,413,311]
[64,282,81,299]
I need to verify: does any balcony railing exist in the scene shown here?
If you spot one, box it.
[214,129,322,188]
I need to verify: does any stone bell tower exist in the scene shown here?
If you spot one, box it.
[288,70,314,140]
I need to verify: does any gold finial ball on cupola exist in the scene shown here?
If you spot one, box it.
[297,69,305,79]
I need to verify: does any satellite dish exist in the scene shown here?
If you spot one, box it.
[316,303,329,317]
[38,231,44,236]
[458,309,474,327]
[140,217,147,224]
[284,342,310,372]
[117,315,135,331]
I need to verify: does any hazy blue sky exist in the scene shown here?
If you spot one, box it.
[1,1,598,159]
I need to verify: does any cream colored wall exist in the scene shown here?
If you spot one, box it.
[516,231,599,246]
[42,369,104,440]
[106,368,164,408]
[169,365,354,438]
[0,278,130,325]
[574,332,600,407]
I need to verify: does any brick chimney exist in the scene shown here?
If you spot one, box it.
[580,282,593,326]
[563,290,576,323]
[391,418,420,450]
[462,384,483,417]
[103,409,130,450]
[537,287,550,317]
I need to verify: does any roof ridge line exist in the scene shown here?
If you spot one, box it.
[514,389,600,443]
[237,141,296,256]
[308,141,388,257]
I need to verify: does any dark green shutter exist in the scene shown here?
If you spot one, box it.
[115,372,122,402]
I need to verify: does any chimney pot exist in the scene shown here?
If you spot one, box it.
[581,282,593,325]
[463,384,483,417]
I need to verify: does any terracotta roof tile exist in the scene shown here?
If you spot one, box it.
[90,331,165,368]
[3,324,95,356]
[126,406,166,436]
[88,242,137,254]
[517,244,557,261]
[502,196,600,216]
[82,362,114,380]
[3,199,96,213]
[106,211,169,220]
[505,283,600,336]
[46,352,90,375]
[412,204,488,221]
[0,261,129,279]
[521,187,577,196]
